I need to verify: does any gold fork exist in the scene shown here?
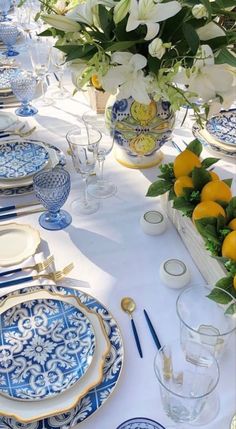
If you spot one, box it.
[0,263,74,290]
[0,255,55,278]
[3,126,37,138]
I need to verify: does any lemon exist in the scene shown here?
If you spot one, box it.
[130,100,157,126]
[233,275,236,291]
[228,219,236,231]
[173,150,201,178]
[201,180,232,204]
[192,201,226,223]
[209,171,220,181]
[174,176,194,197]
[222,231,236,262]
[91,74,102,90]
[129,134,156,155]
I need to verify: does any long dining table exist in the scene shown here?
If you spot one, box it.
[0,34,236,429]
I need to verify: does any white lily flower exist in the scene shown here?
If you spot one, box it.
[102,52,151,104]
[68,0,115,26]
[196,21,225,40]
[148,37,171,59]
[192,4,208,19]
[126,0,181,41]
[114,0,131,24]
[194,44,214,68]
[42,14,81,32]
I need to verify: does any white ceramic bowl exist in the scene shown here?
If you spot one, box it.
[140,210,167,235]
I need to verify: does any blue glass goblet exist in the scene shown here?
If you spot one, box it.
[33,167,72,231]
[0,0,11,21]
[0,23,19,56]
[10,70,38,117]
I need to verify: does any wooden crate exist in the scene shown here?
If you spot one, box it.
[161,193,227,286]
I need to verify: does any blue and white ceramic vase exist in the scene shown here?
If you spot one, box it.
[106,95,175,169]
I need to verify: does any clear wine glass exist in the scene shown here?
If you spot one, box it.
[10,70,38,116]
[49,47,70,99]
[0,0,11,21]
[33,167,72,231]
[154,340,220,429]
[82,110,117,198]
[66,126,102,215]
[29,38,53,106]
[0,23,19,56]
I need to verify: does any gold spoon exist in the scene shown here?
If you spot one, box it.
[121,297,143,358]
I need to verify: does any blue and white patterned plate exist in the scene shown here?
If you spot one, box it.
[0,141,50,180]
[192,123,236,158]
[206,110,236,148]
[0,284,124,428]
[117,417,166,429]
[0,141,66,197]
[0,297,96,401]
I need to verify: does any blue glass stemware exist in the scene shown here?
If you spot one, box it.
[33,167,72,231]
[0,23,18,56]
[0,0,11,21]
[10,70,38,116]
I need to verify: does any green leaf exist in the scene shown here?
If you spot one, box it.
[187,139,202,156]
[159,163,175,182]
[226,196,236,220]
[215,48,236,67]
[146,180,172,197]
[168,188,175,201]
[108,40,143,52]
[182,23,200,54]
[56,44,96,61]
[173,197,195,216]
[192,167,211,191]
[201,158,219,169]
[222,178,233,188]
[207,288,232,304]
[98,5,112,39]
[225,303,236,315]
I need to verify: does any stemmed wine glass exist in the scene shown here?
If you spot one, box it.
[49,47,70,99]
[0,23,19,56]
[66,126,101,215]
[0,0,11,21]
[82,110,117,198]
[33,167,72,231]
[29,38,53,106]
[10,70,38,116]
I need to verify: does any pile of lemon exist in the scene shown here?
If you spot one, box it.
[173,149,236,265]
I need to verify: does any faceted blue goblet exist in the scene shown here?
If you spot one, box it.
[33,167,72,231]
[0,0,11,21]
[10,70,38,117]
[0,23,19,56]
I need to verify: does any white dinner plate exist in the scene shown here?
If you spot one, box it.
[0,223,41,267]
[0,289,110,422]
[0,112,17,130]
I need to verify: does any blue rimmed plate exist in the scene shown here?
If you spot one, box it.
[117,417,166,429]
[0,284,124,427]
[0,296,96,401]
[0,141,66,197]
[0,141,50,180]
[192,123,236,158]
[206,110,236,148]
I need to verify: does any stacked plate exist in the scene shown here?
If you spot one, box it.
[0,136,66,197]
[0,284,124,428]
[192,110,236,158]
[0,65,20,108]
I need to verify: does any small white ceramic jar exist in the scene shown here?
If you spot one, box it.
[159,258,191,289]
[140,210,167,235]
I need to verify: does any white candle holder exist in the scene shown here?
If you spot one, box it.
[159,258,191,289]
[140,210,167,235]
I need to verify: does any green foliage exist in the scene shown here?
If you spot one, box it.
[201,157,219,169]
[192,167,211,191]
[226,196,236,221]
[187,139,202,156]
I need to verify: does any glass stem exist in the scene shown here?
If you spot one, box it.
[57,69,64,95]
[82,176,89,207]
[97,155,105,183]
[48,211,60,222]
[41,77,46,101]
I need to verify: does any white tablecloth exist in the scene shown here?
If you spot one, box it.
[0,45,236,429]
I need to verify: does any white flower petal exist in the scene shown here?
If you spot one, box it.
[129,54,147,71]
[155,1,181,22]
[126,15,140,32]
[195,44,214,67]
[204,65,234,94]
[111,52,133,65]
[102,65,129,93]
[145,22,160,40]
[42,14,81,31]
[196,21,225,41]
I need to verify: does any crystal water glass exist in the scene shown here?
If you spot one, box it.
[49,47,70,99]
[33,167,72,231]
[0,23,19,56]
[29,38,53,106]
[0,0,11,21]
[176,284,236,359]
[154,340,220,428]
[66,126,101,215]
[82,110,117,198]
[10,70,38,116]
